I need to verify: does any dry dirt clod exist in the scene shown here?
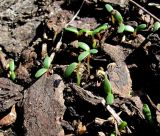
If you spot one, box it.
[102,44,132,98]
[23,74,66,136]
[0,78,23,112]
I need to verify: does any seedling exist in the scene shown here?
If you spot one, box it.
[97,68,114,105]
[65,62,81,85]
[9,59,16,81]
[143,104,153,124]
[112,10,123,24]
[152,21,160,32]
[118,121,127,131]
[35,56,52,78]
[78,42,98,75]
[133,24,147,36]
[105,4,123,24]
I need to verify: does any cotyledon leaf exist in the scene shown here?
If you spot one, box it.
[65,62,78,77]
[78,51,90,62]
[35,68,48,78]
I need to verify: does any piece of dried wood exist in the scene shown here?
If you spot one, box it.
[23,74,65,136]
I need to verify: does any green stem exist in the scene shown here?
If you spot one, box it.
[87,56,90,75]
[76,63,81,86]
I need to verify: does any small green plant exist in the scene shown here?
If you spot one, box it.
[118,121,128,131]
[133,24,147,36]
[105,4,123,24]
[65,24,108,48]
[97,68,114,105]
[35,56,52,78]
[143,104,153,124]
[65,62,81,85]
[152,21,160,32]
[78,42,98,75]
[9,59,16,81]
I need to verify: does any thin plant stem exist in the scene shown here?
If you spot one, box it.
[76,63,81,86]
[87,56,90,75]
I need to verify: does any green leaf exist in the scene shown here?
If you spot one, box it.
[9,59,15,72]
[43,56,52,69]
[78,42,90,51]
[117,23,125,33]
[104,75,112,94]
[153,21,160,32]
[90,49,98,54]
[135,24,146,32]
[10,71,16,81]
[118,121,127,131]
[78,51,90,62]
[143,104,153,124]
[35,68,48,78]
[113,10,123,24]
[65,62,78,77]
[79,29,93,36]
[106,93,114,105]
[124,25,134,32]
[93,23,108,35]
[65,27,79,35]
[105,4,113,13]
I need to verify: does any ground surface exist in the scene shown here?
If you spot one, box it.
[0,0,160,136]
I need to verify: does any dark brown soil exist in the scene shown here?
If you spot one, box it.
[0,0,160,136]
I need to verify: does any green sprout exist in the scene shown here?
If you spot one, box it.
[143,104,153,124]
[118,121,128,131]
[35,56,52,78]
[117,23,125,33]
[152,21,160,32]
[78,42,98,75]
[105,4,113,13]
[97,68,114,105]
[64,27,79,35]
[112,10,123,24]
[105,4,123,24]
[133,24,147,36]
[65,62,81,85]
[124,25,135,32]
[9,59,16,81]
[92,23,108,36]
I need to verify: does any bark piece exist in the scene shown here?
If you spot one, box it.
[23,74,65,136]
[102,44,132,98]
[0,78,23,112]
[70,84,105,106]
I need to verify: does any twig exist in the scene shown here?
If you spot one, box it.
[49,0,85,58]
[106,105,132,134]
[146,94,160,113]
[129,0,160,22]
[65,0,85,28]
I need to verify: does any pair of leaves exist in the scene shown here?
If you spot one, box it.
[105,4,123,24]
[78,42,98,62]
[78,49,98,62]
[35,56,52,78]
[118,24,146,34]
[65,23,108,37]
